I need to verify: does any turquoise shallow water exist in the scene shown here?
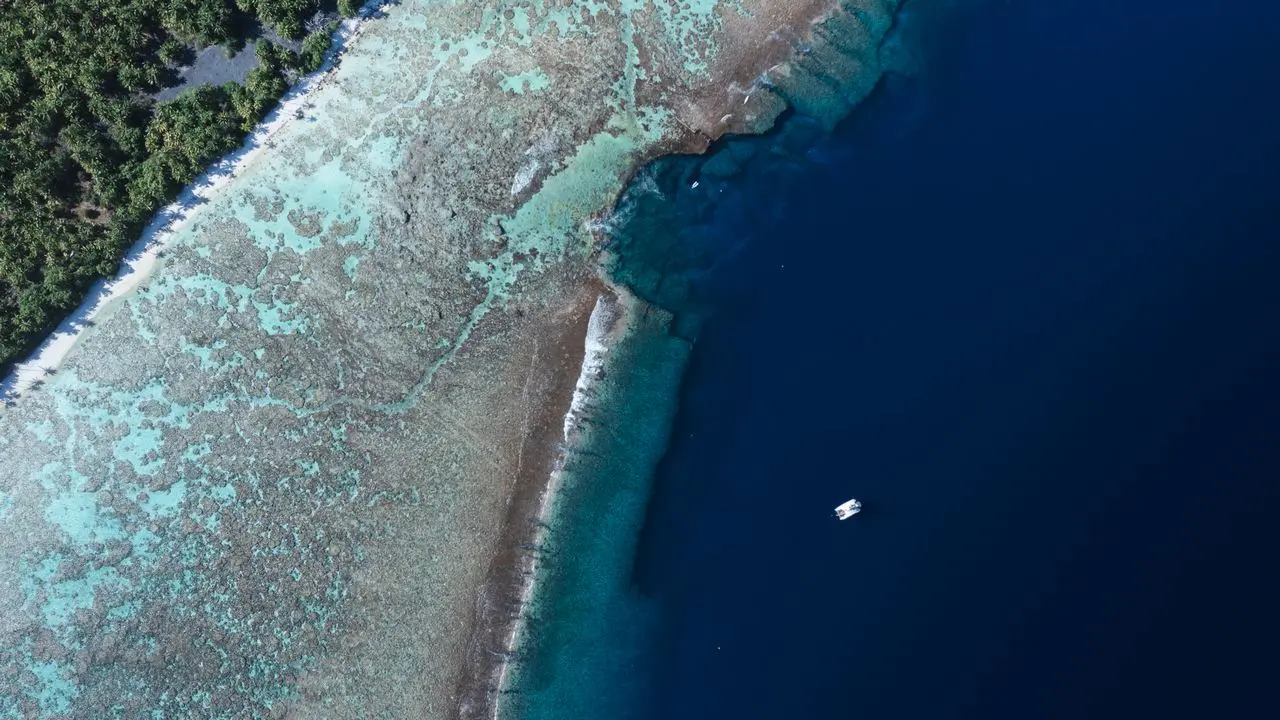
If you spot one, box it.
[506,108,834,720]
[505,299,688,720]
[505,4,910,715]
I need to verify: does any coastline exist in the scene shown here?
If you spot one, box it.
[0,6,380,401]
[466,2,912,717]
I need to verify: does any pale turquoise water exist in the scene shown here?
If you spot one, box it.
[504,301,689,720]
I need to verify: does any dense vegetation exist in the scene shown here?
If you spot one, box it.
[0,0,354,369]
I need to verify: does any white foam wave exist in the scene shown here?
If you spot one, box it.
[562,294,616,442]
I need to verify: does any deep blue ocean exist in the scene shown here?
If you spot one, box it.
[619,1,1280,718]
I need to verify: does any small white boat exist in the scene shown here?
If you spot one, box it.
[835,498,862,520]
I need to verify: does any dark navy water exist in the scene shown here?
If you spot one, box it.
[626,1,1280,718]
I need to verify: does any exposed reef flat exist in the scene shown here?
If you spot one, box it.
[484,4,908,718]
[0,1,898,717]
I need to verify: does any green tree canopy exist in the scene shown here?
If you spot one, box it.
[0,0,340,370]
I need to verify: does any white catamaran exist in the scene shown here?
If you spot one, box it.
[835,498,862,520]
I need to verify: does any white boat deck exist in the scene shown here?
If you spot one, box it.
[835,498,862,520]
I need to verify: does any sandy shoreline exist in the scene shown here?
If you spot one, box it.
[0,6,380,401]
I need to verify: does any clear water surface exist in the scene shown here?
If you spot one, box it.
[610,1,1280,718]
